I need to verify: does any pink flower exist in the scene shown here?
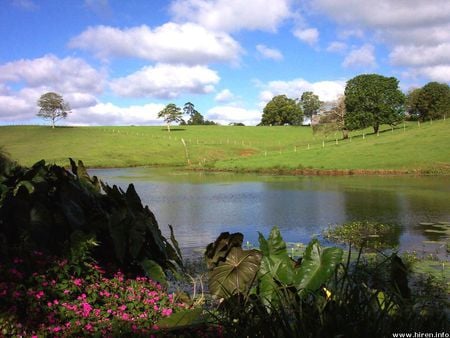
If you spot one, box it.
[118,304,127,311]
[35,290,44,299]
[81,302,92,317]
[161,308,173,317]
[52,326,61,333]
[85,323,93,331]
[63,289,71,295]
[73,278,83,287]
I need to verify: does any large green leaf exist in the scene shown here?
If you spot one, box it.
[258,226,287,257]
[294,239,343,293]
[140,259,167,286]
[205,232,243,269]
[156,307,206,330]
[208,246,262,298]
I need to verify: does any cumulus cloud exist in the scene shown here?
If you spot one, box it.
[326,41,347,53]
[70,102,165,126]
[110,63,220,99]
[69,23,242,65]
[0,55,104,122]
[215,89,235,102]
[293,28,319,46]
[170,0,292,32]
[342,44,376,69]
[311,0,450,81]
[258,78,345,107]
[206,106,262,125]
[256,44,283,61]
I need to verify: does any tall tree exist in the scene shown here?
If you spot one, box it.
[314,95,349,139]
[300,91,322,121]
[416,82,450,121]
[260,95,303,126]
[157,103,183,132]
[344,74,405,133]
[37,92,71,128]
[183,102,195,117]
[405,88,422,119]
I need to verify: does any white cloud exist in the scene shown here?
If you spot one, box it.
[326,41,347,53]
[69,23,242,65]
[0,55,105,122]
[256,44,283,61]
[110,63,220,99]
[258,78,345,107]
[0,54,104,94]
[71,102,165,126]
[293,28,319,46]
[206,106,262,125]
[215,89,234,102]
[170,0,292,32]
[342,44,376,69]
[311,0,450,81]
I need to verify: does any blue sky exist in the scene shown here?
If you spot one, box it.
[1,0,449,126]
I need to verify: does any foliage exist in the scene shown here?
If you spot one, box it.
[158,103,184,132]
[205,232,262,298]
[0,252,195,337]
[0,157,182,279]
[36,92,71,128]
[313,95,348,139]
[205,227,343,304]
[405,87,422,119]
[209,239,448,337]
[260,95,303,126]
[416,82,450,121]
[345,74,405,133]
[300,91,322,119]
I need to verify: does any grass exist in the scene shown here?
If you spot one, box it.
[0,120,449,173]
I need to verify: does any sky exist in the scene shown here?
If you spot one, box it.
[1,0,450,126]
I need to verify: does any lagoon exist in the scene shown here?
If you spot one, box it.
[91,167,450,259]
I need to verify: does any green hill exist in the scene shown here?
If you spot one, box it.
[1,120,449,174]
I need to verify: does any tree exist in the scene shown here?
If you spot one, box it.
[260,95,303,126]
[405,88,422,119]
[157,103,183,132]
[300,91,322,122]
[37,92,71,128]
[416,82,450,121]
[344,74,405,133]
[314,95,349,139]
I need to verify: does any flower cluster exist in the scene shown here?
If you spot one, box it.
[0,253,187,337]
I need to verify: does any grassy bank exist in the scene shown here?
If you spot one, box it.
[1,120,449,173]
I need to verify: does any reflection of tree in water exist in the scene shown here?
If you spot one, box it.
[343,190,402,248]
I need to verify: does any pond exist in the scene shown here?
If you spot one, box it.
[91,167,450,259]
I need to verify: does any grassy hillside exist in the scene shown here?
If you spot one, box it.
[0,120,449,173]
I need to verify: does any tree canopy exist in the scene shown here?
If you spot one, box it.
[260,95,303,126]
[344,74,405,133]
[314,95,348,139]
[37,92,71,128]
[157,103,184,132]
[300,91,322,120]
[412,82,450,121]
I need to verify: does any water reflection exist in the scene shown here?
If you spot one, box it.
[91,168,450,258]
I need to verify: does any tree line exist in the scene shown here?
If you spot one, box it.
[36,74,450,131]
[259,74,450,138]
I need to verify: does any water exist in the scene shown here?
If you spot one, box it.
[90,167,450,258]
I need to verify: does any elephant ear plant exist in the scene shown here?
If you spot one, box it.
[205,227,343,303]
[0,157,182,282]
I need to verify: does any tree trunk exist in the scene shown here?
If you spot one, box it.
[52,117,55,129]
[167,123,171,132]
[373,123,379,134]
[342,128,349,139]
